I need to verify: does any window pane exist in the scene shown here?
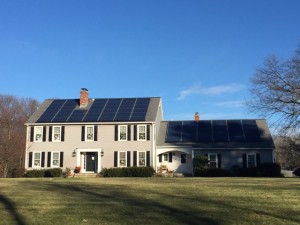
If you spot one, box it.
[119,126,127,140]
[138,152,146,166]
[52,152,60,167]
[86,126,94,140]
[53,127,61,141]
[247,154,256,168]
[34,153,41,166]
[138,125,146,140]
[209,154,217,168]
[119,152,126,167]
[35,127,42,141]
[163,154,168,162]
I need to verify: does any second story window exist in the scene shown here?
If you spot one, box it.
[86,125,94,141]
[138,125,146,141]
[53,126,61,142]
[34,126,43,142]
[119,125,127,141]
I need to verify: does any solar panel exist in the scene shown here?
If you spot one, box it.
[52,100,78,122]
[197,120,213,142]
[114,98,136,121]
[242,120,261,141]
[98,98,122,121]
[37,100,66,123]
[130,98,150,121]
[182,121,197,142]
[212,120,229,142]
[228,120,245,142]
[165,121,182,142]
[83,99,107,122]
[67,109,87,122]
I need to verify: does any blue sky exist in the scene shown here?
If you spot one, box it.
[0,0,300,121]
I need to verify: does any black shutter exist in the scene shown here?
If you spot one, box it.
[134,125,137,141]
[94,126,98,141]
[43,126,47,142]
[159,154,162,163]
[242,154,247,168]
[127,151,131,167]
[49,126,52,142]
[81,126,85,141]
[61,126,65,142]
[114,151,118,167]
[147,125,150,141]
[169,152,172,163]
[28,152,33,167]
[146,151,150,166]
[127,125,131,141]
[256,153,261,167]
[133,151,137,166]
[115,125,118,141]
[41,152,45,167]
[47,152,51,167]
[217,154,222,168]
[30,127,34,142]
[60,152,64,167]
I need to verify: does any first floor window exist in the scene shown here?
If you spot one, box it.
[181,154,186,164]
[34,126,43,142]
[119,151,127,167]
[53,126,61,141]
[119,125,127,141]
[208,154,218,168]
[33,152,41,167]
[138,125,146,141]
[138,151,146,166]
[163,153,168,162]
[247,154,256,168]
[86,125,94,141]
[52,152,60,167]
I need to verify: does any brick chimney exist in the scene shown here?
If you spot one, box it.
[194,112,200,121]
[80,88,89,107]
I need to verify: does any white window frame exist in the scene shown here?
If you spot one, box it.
[33,152,41,168]
[137,125,146,141]
[247,153,256,168]
[118,151,127,167]
[52,126,61,142]
[163,153,169,162]
[118,125,127,141]
[138,151,146,167]
[51,151,60,167]
[208,153,218,168]
[34,126,43,142]
[85,125,94,141]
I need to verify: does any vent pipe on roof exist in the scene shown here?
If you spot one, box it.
[194,112,200,121]
[80,88,89,108]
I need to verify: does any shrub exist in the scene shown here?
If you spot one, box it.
[12,168,26,178]
[100,167,155,177]
[293,167,300,177]
[204,168,231,177]
[258,163,282,177]
[25,169,46,177]
[44,168,63,177]
[238,167,258,177]
[193,155,209,177]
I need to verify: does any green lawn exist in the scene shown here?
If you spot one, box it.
[0,177,299,225]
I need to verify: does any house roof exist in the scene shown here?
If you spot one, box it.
[157,119,275,149]
[26,97,161,124]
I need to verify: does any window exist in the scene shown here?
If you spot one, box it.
[34,126,43,142]
[208,154,218,168]
[119,125,127,141]
[33,152,41,167]
[163,153,168,162]
[138,151,146,166]
[138,125,146,141]
[86,125,94,141]
[247,154,256,168]
[51,152,60,167]
[181,154,186,164]
[53,126,61,142]
[118,151,127,167]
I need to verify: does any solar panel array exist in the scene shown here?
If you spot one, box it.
[36,98,151,123]
[165,120,261,143]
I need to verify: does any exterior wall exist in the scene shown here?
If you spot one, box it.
[25,123,155,172]
[193,149,274,169]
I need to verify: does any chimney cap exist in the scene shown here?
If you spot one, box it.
[81,88,88,92]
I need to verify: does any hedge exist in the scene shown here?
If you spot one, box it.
[100,167,155,177]
[25,168,63,178]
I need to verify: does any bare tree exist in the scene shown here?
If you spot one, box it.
[0,95,39,177]
[248,44,300,132]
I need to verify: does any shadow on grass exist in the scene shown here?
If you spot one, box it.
[42,181,220,225]
[0,195,27,225]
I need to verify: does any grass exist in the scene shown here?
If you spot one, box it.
[0,177,299,225]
